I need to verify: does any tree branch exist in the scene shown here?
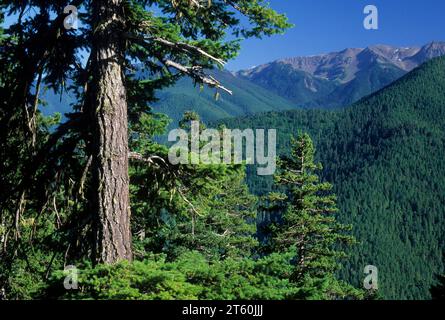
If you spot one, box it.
[164,59,232,95]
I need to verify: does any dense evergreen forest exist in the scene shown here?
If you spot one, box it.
[0,0,369,301]
[218,56,445,299]
[1,0,444,302]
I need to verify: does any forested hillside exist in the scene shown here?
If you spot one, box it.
[218,56,445,299]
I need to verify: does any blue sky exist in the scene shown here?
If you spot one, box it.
[3,1,444,71]
[226,0,445,70]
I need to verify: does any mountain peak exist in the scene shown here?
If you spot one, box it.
[239,42,445,77]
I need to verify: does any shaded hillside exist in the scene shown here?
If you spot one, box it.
[152,69,298,125]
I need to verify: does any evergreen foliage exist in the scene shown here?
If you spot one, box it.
[264,134,359,299]
[0,0,361,300]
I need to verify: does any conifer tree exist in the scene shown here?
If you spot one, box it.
[267,133,357,297]
[163,160,259,260]
[130,112,258,260]
[0,0,291,264]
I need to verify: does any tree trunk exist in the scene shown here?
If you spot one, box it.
[89,0,132,264]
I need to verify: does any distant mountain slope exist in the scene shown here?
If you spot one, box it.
[235,61,337,107]
[237,41,445,108]
[152,69,298,125]
[219,56,445,299]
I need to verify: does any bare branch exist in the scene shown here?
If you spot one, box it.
[177,187,202,217]
[164,60,233,95]
[153,37,226,67]
[126,33,226,67]
[128,152,168,167]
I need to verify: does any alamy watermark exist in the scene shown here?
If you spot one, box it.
[63,5,78,30]
[63,265,79,290]
[168,121,277,176]
[364,265,378,290]
[364,5,379,30]
[62,4,378,31]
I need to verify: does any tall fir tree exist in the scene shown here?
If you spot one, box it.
[130,112,258,260]
[173,114,258,260]
[266,133,359,298]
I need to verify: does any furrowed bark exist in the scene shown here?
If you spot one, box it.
[89,0,132,264]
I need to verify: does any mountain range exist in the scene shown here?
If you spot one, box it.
[236,41,445,108]
[44,41,445,125]
[150,41,445,125]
